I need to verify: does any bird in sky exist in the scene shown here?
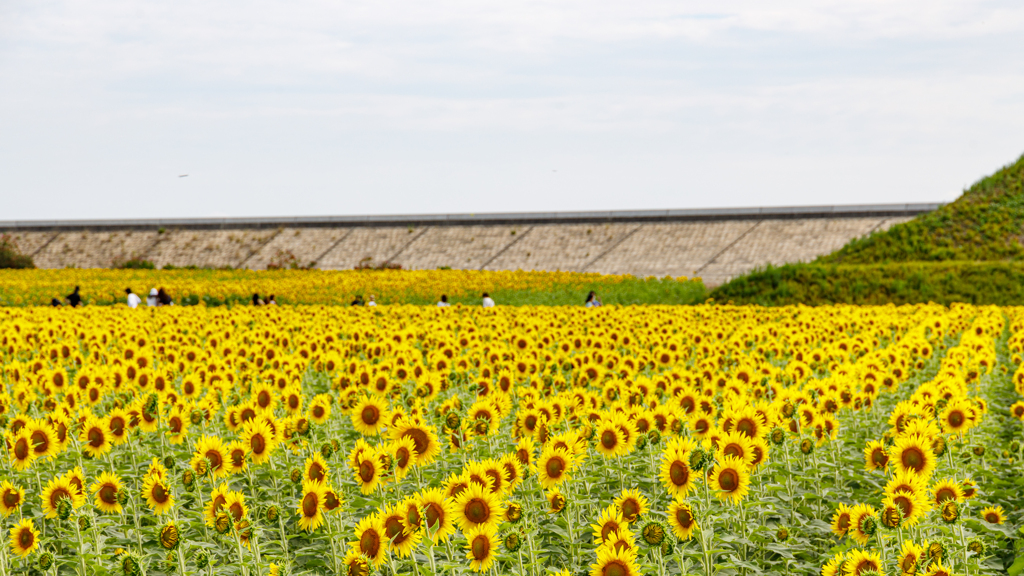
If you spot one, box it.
[179,174,188,178]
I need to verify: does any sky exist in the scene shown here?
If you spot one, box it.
[1,0,1023,221]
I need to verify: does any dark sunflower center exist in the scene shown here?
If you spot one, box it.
[153,483,169,503]
[669,461,689,486]
[384,517,407,543]
[302,493,319,518]
[403,429,430,456]
[948,412,964,427]
[50,488,71,509]
[309,463,325,482]
[19,529,33,547]
[723,444,742,459]
[361,406,380,425]
[676,507,693,527]
[737,420,754,436]
[206,450,223,470]
[425,502,442,527]
[465,499,489,523]
[359,461,376,483]
[471,535,490,560]
[545,458,564,478]
[719,469,739,491]
[601,431,618,449]
[31,431,49,453]
[936,488,956,502]
[396,448,410,468]
[251,434,266,454]
[603,560,629,576]
[901,447,925,471]
[3,491,18,507]
[14,439,29,459]
[360,530,380,556]
[601,522,619,541]
[621,500,639,520]
[100,485,117,504]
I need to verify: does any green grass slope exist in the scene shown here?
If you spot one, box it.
[711,152,1024,305]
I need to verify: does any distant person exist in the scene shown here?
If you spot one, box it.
[367,295,377,307]
[147,288,159,307]
[437,295,450,307]
[585,291,602,307]
[252,293,264,306]
[66,286,82,307]
[157,288,174,306]
[126,288,142,309]
[351,295,365,306]
[482,293,495,308]
[50,297,62,307]
[267,295,277,305]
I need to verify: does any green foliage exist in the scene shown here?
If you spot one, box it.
[116,257,157,270]
[0,234,35,269]
[711,261,1024,306]
[821,153,1024,264]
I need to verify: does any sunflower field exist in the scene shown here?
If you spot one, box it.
[1,302,1023,576]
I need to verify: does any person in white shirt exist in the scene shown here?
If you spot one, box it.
[481,293,495,308]
[367,295,377,307]
[147,288,159,307]
[125,288,142,309]
[437,295,451,307]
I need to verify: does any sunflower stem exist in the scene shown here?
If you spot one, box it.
[73,515,88,576]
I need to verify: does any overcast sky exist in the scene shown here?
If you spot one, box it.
[1,0,1023,220]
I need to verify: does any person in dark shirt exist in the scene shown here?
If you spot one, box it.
[157,288,174,306]
[50,298,62,307]
[66,286,82,307]
[351,295,365,306]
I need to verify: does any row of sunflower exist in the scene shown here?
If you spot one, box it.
[0,268,653,307]
[0,302,1020,576]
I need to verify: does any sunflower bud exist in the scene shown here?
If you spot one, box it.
[931,435,947,458]
[799,438,814,455]
[670,419,684,435]
[266,505,280,523]
[928,541,945,564]
[769,427,786,446]
[972,445,985,457]
[195,550,209,570]
[688,448,707,472]
[647,429,661,446]
[473,419,489,436]
[442,411,461,431]
[660,540,673,555]
[290,468,302,484]
[159,522,180,550]
[193,458,210,478]
[190,409,204,425]
[144,394,159,415]
[775,526,789,541]
[967,539,985,555]
[547,490,566,514]
[164,552,176,572]
[296,418,310,436]
[858,514,876,538]
[505,502,523,523]
[641,521,667,546]
[215,511,232,534]
[117,487,129,506]
[38,552,54,570]
[182,469,196,492]
[635,434,648,451]
[503,530,523,552]
[320,443,334,459]
[941,501,959,524]
[881,505,902,530]
[121,552,143,576]
[79,515,92,531]
[163,456,175,470]
[56,496,73,520]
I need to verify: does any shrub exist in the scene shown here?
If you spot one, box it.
[0,235,35,269]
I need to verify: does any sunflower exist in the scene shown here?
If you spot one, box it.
[297,481,326,532]
[480,459,511,496]
[341,549,371,576]
[667,499,698,541]
[0,481,25,517]
[90,471,124,514]
[924,560,953,576]
[614,488,649,523]
[389,436,417,482]
[142,475,174,515]
[711,455,751,504]
[391,420,441,466]
[830,503,853,537]
[8,518,40,558]
[26,421,57,460]
[165,406,190,445]
[515,437,535,468]
[719,431,756,467]
[821,552,846,576]
[889,435,937,479]
[547,487,566,514]
[354,449,383,495]
[499,453,525,492]
[65,466,87,497]
[591,506,629,545]
[381,503,421,558]
[351,514,387,568]
[897,540,925,575]
[844,548,882,575]
[930,478,963,507]
[536,446,573,489]
[594,420,625,458]
[848,504,877,546]
[939,401,971,435]
[8,429,36,471]
[305,454,330,484]
[225,491,248,522]
[980,506,1005,524]
[464,525,498,572]
[239,418,276,465]
[417,488,456,543]
[731,405,767,439]
[80,416,112,459]
[590,544,640,576]
[107,407,130,445]
[454,483,505,531]
[40,475,84,519]
[863,440,889,471]
[659,447,696,498]
[193,435,228,478]
[351,395,389,435]
[883,489,929,528]
[205,484,230,527]
[308,395,332,425]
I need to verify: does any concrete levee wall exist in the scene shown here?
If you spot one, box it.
[0,204,936,287]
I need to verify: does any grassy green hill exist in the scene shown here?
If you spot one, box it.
[711,152,1024,305]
